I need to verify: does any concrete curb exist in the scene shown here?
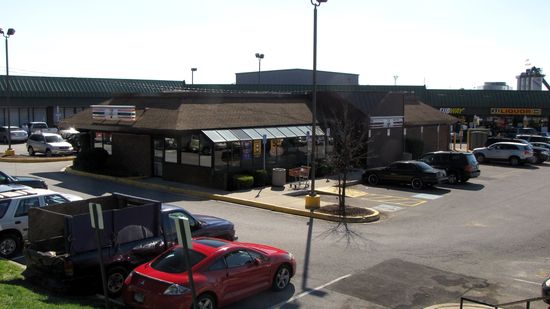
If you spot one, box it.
[65,167,380,223]
[0,155,75,163]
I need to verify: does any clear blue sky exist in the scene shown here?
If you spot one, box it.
[1,0,549,89]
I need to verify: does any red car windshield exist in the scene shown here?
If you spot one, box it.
[151,247,206,274]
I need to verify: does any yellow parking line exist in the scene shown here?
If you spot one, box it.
[362,193,427,207]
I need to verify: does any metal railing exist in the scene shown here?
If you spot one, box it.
[460,295,550,308]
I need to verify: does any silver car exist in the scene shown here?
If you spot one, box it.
[473,142,534,166]
[0,126,28,144]
[0,185,82,258]
[26,132,74,156]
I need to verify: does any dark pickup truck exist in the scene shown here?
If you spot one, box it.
[23,193,236,296]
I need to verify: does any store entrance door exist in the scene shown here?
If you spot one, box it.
[153,137,164,177]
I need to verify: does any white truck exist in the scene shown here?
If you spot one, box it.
[22,122,58,134]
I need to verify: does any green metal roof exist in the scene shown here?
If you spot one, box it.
[425,89,550,108]
[2,75,550,109]
[0,75,184,98]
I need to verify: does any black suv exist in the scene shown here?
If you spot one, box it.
[419,151,480,184]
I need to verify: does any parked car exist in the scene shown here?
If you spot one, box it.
[122,237,296,309]
[530,141,550,151]
[22,121,58,134]
[484,137,529,147]
[0,171,47,189]
[362,160,447,190]
[0,185,82,258]
[23,193,237,296]
[419,151,480,184]
[473,142,534,166]
[0,126,28,143]
[516,134,550,144]
[26,132,74,156]
[530,145,549,164]
[542,277,550,305]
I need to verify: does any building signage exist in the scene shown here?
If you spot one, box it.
[92,105,136,121]
[369,116,403,129]
[440,107,465,115]
[490,108,541,116]
[253,140,262,158]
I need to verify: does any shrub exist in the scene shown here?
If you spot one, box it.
[315,161,334,177]
[73,148,109,172]
[253,169,268,187]
[231,174,254,190]
[405,138,424,159]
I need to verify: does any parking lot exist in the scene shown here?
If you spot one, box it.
[2,142,550,308]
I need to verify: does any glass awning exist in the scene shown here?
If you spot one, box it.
[202,125,324,143]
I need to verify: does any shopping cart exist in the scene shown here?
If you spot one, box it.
[288,166,311,189]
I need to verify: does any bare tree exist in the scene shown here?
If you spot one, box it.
[319,100,371,230]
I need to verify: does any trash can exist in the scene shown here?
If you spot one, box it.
[272,168,286,187]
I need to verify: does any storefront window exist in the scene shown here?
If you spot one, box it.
[199,134,212,167]
[164,137,177,163]
[214,142,228,171]
[94,132,112,155]
[181,133,199,166]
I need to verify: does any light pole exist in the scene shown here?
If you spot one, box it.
[1,27,15,155]
[191,68,197,85]
[393,75,399,86]
[308,0,326,205]
[255,53,264,85]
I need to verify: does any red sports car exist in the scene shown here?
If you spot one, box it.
[122,237,296,309]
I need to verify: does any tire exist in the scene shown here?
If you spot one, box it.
[272,264,292,291]
[411,177,424,190]
[106,266,128,297]
[45,149,52,157]
[475,153,485,163]
[366,174,379,186]
[195,293,216,309]
[509,156,520,166]
[447,172,458,184]
[0,232,21,259]
[28,146,35,156]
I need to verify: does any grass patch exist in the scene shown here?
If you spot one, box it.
[0,259,120,309]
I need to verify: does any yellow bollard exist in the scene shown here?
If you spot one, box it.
[305,194,320,210]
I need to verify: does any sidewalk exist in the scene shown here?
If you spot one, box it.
[65,167,380,223]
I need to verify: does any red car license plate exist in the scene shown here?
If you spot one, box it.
[134,292,144,303]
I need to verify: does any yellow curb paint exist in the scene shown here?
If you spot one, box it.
[0,156,75,163]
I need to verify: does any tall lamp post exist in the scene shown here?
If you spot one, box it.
[1,27,15,156]
[306,0,326,209]
[191,68,197,85]
[255,53,264,85]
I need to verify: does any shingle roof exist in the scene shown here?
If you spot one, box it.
[61,94,312,133]
[405,97,457,125]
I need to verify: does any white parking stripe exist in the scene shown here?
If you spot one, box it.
[513,278,541,285]
[268,274,352,309]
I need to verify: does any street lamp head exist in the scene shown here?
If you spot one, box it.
[0,28,15,38]
[255,53,264,59]
[191,68,197,72]
[311,0,327,5]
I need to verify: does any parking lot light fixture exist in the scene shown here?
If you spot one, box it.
[191,68,197,85]
[1,27,15,155]
[308,1,326,203]
[255,53,264,85]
